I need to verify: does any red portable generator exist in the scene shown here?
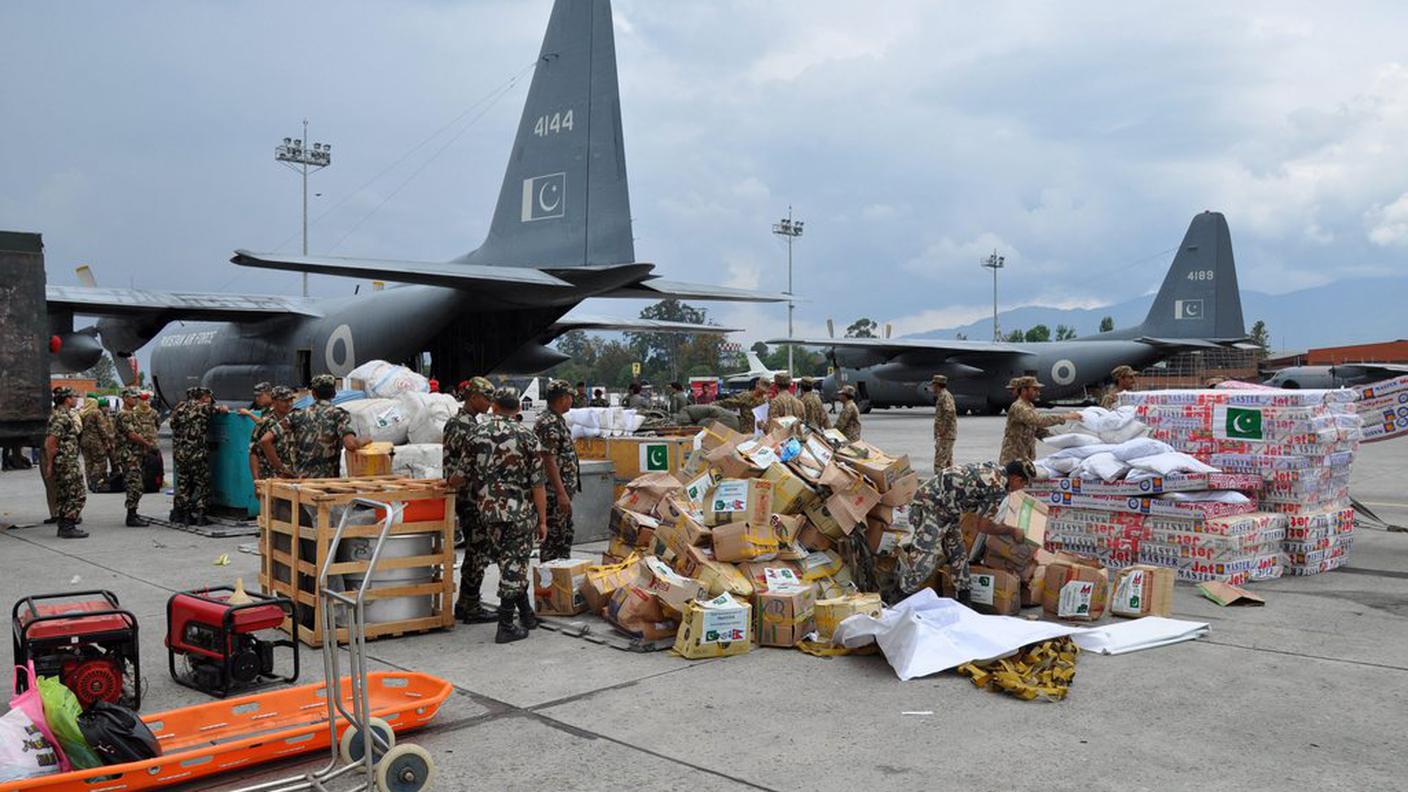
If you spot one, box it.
[12,590,141,709]
[166,586,298,698]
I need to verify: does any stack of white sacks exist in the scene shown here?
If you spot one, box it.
[1029,405,1287,584]
[339,361,458,479]
[1120,388,1363,576]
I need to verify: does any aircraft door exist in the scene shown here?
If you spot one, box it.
[296,349,312,387]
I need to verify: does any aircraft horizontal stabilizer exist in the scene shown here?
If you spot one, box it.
[47,285,322,319]
[231,250,575,288]
[601,278,790,303]
[550,316,742,335]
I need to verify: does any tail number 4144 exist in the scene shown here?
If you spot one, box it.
[1186,270,1214,280]
[533,110,574,137]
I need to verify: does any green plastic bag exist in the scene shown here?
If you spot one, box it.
[36,677,103,770]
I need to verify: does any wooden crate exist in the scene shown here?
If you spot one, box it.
[256,476,456,647]
[575,435,694,484]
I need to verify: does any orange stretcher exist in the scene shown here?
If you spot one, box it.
[0,670,451,792]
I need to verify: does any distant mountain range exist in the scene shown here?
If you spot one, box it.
[908,276,1408,353]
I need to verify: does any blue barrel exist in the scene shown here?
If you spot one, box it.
[208,412,260,517]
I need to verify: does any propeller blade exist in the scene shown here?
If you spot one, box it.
[75,265,97,288]
[826,318,834,339]
[884,322,893,339]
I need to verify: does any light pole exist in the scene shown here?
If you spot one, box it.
[772,207,804,374]
[275,119,332,297]
[981,249,1005,341]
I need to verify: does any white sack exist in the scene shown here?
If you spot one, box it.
[1126,451,1218,476]
[398,392,460,444]
[1159,490,1251,504]
[391,442,444,479]
[342,398,409,445]
[1076,452,1130,482]
[1077,405,1148,443]
[1042,433,1105,450]
[1108,437,1174,462]
[347,360,429,398]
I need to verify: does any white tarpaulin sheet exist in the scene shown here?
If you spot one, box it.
[832,589,1209,680]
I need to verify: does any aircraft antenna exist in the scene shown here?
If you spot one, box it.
[981,250,1005,341]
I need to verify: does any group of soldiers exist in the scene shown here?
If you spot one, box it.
[713,372,863,439]
[443,378,579,645]
[42,385,160,539]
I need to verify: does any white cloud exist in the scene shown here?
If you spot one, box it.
[1366,192,1408,246]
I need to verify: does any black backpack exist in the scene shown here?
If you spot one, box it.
[77,701,162,765]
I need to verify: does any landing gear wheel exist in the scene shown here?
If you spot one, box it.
[375,744,435,792]
[858,399,872,414]
[340,717,396,768]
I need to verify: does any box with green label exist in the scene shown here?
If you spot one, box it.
[967,565,1021,615]
[674,593,752,659]
[575,435,694,498]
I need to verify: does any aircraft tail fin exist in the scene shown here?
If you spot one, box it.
[459,0,634,270]
[1136,211,1246,340]
[745,350,768,373]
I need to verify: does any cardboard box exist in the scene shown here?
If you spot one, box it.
[763,462,822,515]
[803,500,847,540]
[614,471,683,514]
[865,520,909,556]
[583,555,645,615]
[705,443,762,479]
[609,507,659,547]
[754,585,816,648]
[680,470,715,507]
[712,520,781,563]
[735,560,805,593]
[968,566,1021,615]
[880,472,920,507]
[657,511,713,557]
[820,462,881,533]
[680,447,710,479]
[770,513,806,545]
[814,592,883,643]
[1023,549,1058,607]
[839,445,911,493]
[766,414,805,440]
[980,533,1040,580]
[606,536,637,562]
[604,584,679,640]
[642,557,707,618]
[997,492,1049,546]
[1111,564,1175,618]
[653,493,694,525]
[798,549,843,580]
[704,478,773,529]
[1042,561,1109,621]
[797,518,834,551]
[674,593,752,659]
[533,558,591,616]
[699,421,747,452]
[678,546,754,599]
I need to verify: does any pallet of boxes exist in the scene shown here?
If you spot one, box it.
[531,417,924,657]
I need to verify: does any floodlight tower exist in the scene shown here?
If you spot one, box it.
[772,207,804,374]
[275,119,332,297]
[981,250,1005,341]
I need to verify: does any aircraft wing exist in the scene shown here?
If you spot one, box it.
[47,285,323,319]
[231,250,575,288]
[772,337,1032,357]
[599,278,791,303]
[549,316,742,336]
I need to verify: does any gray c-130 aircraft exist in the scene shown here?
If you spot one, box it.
[778,211,1255,414]
[43,0,780,408]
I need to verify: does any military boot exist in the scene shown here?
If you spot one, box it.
[494,600,528,644]
[57,521,89,539]
[169,508,188,525]
[516,594,539,630]
[125,510,149,527]
[457,599,498,625]
[191,513,213,527]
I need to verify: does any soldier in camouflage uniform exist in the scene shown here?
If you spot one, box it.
[625,382,649,410]
[799,377,830,431]
[443,376,497,624]
[114,387,159,526]
[667,381,689,415]
[999,376,1080,465]
[588,389,608,407]
[768,373,805,421]
[1101,365,1137,409]
[251,386,297,480]
[45,387,88,538]
[932,374,958,472]
[466,386,547,644]
[716,376,769,434]
[890,460,1034,605]
[78,396,116,491]
[573,382,589,409]
[834,385,862,441]
[284,375,366,478]
[170,386,226,525]
[535,380,579,562]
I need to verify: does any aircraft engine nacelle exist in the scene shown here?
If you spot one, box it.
[493,341,572,375]
[48,330,103,373]
[870,360,985,382]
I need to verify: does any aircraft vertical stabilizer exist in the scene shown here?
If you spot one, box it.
[1136,211,1245,340]
[459,0,634,270]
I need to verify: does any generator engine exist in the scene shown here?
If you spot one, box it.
[12,590,141,709]
[165,587,298,698]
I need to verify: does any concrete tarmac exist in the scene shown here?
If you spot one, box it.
[2,410,1405,791]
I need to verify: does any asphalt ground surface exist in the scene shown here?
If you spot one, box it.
[1,409,1405,791]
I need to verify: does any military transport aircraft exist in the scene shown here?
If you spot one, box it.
[43,0,780,408]
[777,211,1255,413]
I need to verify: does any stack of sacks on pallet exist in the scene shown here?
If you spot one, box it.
[1118,388,1363,575]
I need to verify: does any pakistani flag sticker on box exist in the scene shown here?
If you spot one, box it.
[1215,405,1264,441]
[640,442,671,472]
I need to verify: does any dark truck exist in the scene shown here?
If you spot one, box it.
[0,231,51,445]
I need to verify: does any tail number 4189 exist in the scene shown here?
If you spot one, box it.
[533,110,574,137]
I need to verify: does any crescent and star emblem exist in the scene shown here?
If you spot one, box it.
[538,181,561,213]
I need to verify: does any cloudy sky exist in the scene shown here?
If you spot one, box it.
[4,0,1407,346]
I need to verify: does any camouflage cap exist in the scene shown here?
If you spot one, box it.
[121,386,142,398]
[756,375,773,387]
[774,372,792,387]
[271,385,295,400]
[52,385,75,400]
[1111,365,1137,380]
[547,379,573,399]
[463,376,495,399]
[493,385,520,401]
[1005,459,1038,481]
[1011,375,1044,390]
[186,385,211,399]
[310,374,337,390]
[253,381,273,394]
[931,374,948,385]
[838,385,856,397]
[800,376,815,386]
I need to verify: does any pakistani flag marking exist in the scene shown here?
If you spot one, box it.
[641,443,670,472]
[1224,406,1264,440]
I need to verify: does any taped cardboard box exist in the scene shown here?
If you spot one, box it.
[799,549,843,580]
[699,421,747,452]
[797,518,834,551]
[704,478,774,529]
[766,415,805,440]
[979,532,1039,580]
[869,503,912,528]
[803,500,848,540]
[1042,560,1109,621]
[968,566,1021,615]
[533,558,591,616]
[604,584,679,641]
[656,511,712,559]
[814,592,883,643]
[615,472,683,514]
[642,557,707,618]
[605,537,637,563]
[713,520,781,563]
[674,593,752,659]
[653,492,695,525]
[1022,549,1058,607]
[997,492,1049,546]
[755,583,816,648]
[770,513,806,545]
[763,462,822,514]
[839,444,912,493]
[583,554,646,615]
[735,560,805,594]
[820,462,881,533]
[1111,564,1175,618]
[678,545,754,599]
[680,470,715,507]
[609,507,660,547]
[705,442,761,479]
[879,471,920,507]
